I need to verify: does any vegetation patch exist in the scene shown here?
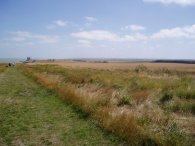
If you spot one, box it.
[117,95,131,106]
[160,91,173,104]
[17,64,195,145]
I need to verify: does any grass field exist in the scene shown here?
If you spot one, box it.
[31,60,195,73]
[0,68,124,146]
[18,62,195,145]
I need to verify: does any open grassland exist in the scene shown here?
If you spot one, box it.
[32,60,195,73]
[19,63,195,146]
[0,68,123,146]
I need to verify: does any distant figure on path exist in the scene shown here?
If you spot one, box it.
[8,63,11,67]
[8,62,16,68]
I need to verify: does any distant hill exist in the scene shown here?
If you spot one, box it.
[153,59,195,64]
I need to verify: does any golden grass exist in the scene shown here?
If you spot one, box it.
[132,90,150,104]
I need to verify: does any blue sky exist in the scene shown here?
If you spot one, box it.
[0,0,195,59]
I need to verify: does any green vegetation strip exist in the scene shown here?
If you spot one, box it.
[0,68,123,146]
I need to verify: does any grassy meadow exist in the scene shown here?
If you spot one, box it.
[17,63,195,146]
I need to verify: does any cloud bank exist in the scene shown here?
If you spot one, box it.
[143,0,195,6]
[71,24,195,42]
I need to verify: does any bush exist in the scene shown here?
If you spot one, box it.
[160,92,173,104]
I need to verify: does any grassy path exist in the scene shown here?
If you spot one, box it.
[0,68,122,146]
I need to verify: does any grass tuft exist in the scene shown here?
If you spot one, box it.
[117,96,131,106]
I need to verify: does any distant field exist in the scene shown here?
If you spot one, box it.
[31,60,195,72]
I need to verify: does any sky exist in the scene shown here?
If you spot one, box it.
[0,0,195,59]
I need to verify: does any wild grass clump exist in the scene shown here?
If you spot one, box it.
[134,65,149,73]
[117,95,131,106]
[94,107,149,145]
[133,90,149,104]
[169,100,195,114]
[164,122,187,146]
[57,85,109,114]
[159,67,171,74]
[176,90,195,100]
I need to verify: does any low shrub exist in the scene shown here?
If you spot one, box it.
[160,92,173,104]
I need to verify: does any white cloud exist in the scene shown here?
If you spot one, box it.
[83,16,98,28]
[11,31,59,43]
[143,0,195,6]
[151,24,195,39]
[54,20,67,27]
[122,33,148,41]
[71,30,148,42]
[71,30,120,41]
[122,25,146,31]
[47,20,67,29]
[85,16,97,22]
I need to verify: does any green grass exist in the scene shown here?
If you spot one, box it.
[0,68,124,146]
